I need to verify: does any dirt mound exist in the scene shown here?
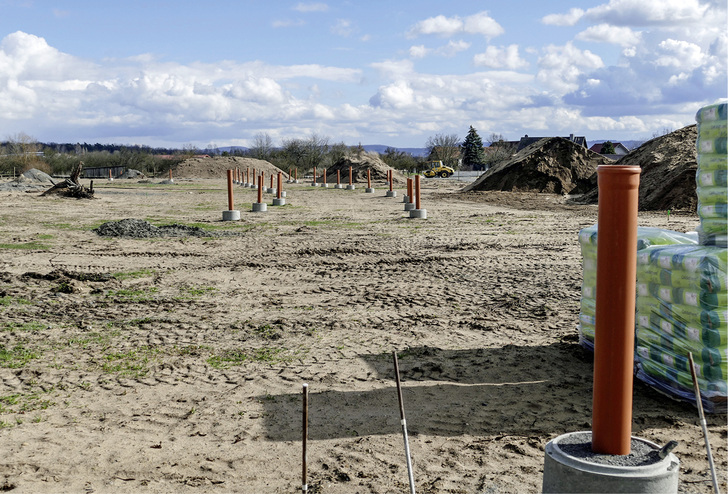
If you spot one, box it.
[173,156,284,180]
[118,169,146,179]
[327,152,406,185]
[573,125,697,211]
[94,218,239,238]
[462,137,609,195]
[0,168,56,191]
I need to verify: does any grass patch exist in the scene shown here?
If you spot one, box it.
[106,286,158,302]
[176,285,218,299]
[112,268,156,280]
[0,241,50,251]
[0,295,32,306]
[100,347,158,377]
[0,321,48,332]
[0,345,40,368]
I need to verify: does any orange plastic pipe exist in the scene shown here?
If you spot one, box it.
[226,169,234,210]
[349,166,353,185]
[337,169,341,185]
[257,173,263,203]
[169,169,173,180]
[389,170,393,191]
[367,168,371,188]
[592,165,641,455]
[246,167,249,184]
[313,167,317,185]
[323,168,327,186]
[270,173,274,188]
[277,172,282,199]
[407,178,413,202]
[295,168,298,181]
[109,169,112,179]
[414,175,421,209]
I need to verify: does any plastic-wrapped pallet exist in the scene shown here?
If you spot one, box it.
[695,103,727,247]
[578,224,697,351]
[634,244,727,413]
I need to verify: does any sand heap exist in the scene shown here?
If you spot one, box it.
[118,169,146,179]
[0,168,56,191]
[326,152,406,185]
[572,125,698,212]
[462,137,610,195]
[173,156,285,180]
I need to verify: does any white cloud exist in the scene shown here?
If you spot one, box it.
[583,0,709,26]
[541,8,585,26]
[293,2,328,13]
[409,45,429,59]
[537,42,605,93]
[473,45,529,70]
[272,19,306,28]
[576,24,642,47]
[331,19,354,37]
[408,11,503,39]
[655,39,707,70]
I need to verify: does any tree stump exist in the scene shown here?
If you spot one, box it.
[41,161,94,198]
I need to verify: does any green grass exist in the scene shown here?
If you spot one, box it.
[0,321,48,332]
[100,347,158,377]
[176,285,218,299]
[111,268,156,280]
[106,287,158,302]
[0,345,40,368]
[0,241,50,250]
[0,295,32,306]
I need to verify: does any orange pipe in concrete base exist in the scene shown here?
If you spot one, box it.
[367,169,371,188]
[414,175,421,209]
[337,170,341,185]
[407,178,413,201]
[591,165,641,456]
[257,173,263,203]
[277,172,282,199]
[323,169,327,186]
[389,170,393,191]
[349,166,353,185]
[169,169,173,180]
[295,168,298,181]
[226,169,234,210]
[270,173,274,189]
[313,167,317,185]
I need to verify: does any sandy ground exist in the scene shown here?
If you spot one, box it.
[0,177,725,493]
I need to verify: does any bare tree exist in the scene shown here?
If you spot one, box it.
[6,132,41,170]
[249,132,274,161]
[486,133,506,146]
[425,133,461,168]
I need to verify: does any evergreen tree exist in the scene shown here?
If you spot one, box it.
[600,141,616,154]
[461,126,486,169]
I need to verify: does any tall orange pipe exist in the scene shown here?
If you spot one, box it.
[295,168,298,181]
[323,168,327,186]
[226,169,234,210]
[592,165,641,455]
[257,173,263,203]
[389,170,393,191]
[337,169,341,185]
[169,169,173,180]
[277,172,282,199]
[246,167,249,184]
[270,173,274,188]
[313,167,317,185]
[349,166,353,185]
[414,175,421,209]
[367,168,371,188]
[407,178,413,201]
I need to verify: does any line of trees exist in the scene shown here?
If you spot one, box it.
[1,126,516,177]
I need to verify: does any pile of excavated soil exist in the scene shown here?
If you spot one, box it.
[173,156,284,180]
[94,218,239,238]
[326,152,407,185]
[572,125,698,212]
[0,168,56,191]
[462,137,610,195]
[118,169,146,179]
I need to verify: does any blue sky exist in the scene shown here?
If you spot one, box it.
[0,0,725,149]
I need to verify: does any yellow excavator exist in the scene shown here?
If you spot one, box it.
[422,160,454,178]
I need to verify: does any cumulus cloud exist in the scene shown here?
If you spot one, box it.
[408,11,503,39]
[331,19,354,37]
[473,45,529,70]
[576,24,642,47]
[541,8,585,26]
[583,0,709,26]
[537,42,605,93]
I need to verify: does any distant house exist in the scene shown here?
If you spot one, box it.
[517,134,587,152]
[589,142,630,155]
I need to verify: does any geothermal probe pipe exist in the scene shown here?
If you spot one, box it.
[365,168,374,193]
[222,169,240,221]
[346,166,355,190]
[273,172,286,206]
[335,169,343,189]
[409,175,426,219]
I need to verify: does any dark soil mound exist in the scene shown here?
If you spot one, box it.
[462,137,610,194]
[327,152,406,185]
[94,219,239,238]
[572,125,697,211]
[174,156,284,180]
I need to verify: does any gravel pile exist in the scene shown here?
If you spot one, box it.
[94,218,239,238]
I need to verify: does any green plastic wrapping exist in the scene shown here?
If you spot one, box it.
[578,224,698,350]
[695,103,728,124]
[635,243,727,413]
